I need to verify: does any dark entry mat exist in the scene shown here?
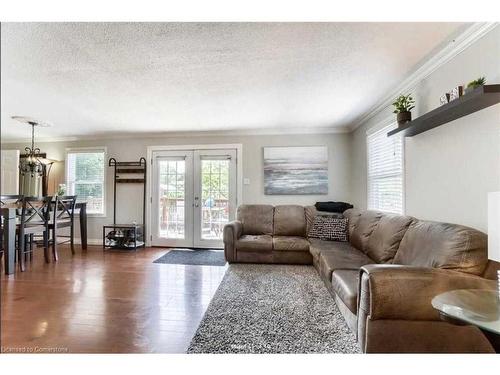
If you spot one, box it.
[153,249,226,266]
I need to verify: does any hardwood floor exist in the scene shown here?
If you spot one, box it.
[1,246,227,353]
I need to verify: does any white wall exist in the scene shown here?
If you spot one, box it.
[351,26,500,232]
[2,132,352,240]
[3,25,498,238]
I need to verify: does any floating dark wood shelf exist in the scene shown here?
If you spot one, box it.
[388,84,500,138]
[116,179,145,183]
[116,168,145,174]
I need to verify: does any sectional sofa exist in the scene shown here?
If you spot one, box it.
[223,204,500,353]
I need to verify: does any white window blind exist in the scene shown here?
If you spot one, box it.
[66,148,106,215]
[367,123,404,214]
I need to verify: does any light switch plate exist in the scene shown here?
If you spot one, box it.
[243,178,250,185]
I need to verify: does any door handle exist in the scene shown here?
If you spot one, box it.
[194,196,199,207]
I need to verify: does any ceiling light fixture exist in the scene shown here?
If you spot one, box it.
[12,116,52,178]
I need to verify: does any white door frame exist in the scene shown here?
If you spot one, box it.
[193,149,237,248]
[151,150,194,247]
[146,144,243,247]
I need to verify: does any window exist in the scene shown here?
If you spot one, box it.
[367,123,404,214]
[66,148,106,215]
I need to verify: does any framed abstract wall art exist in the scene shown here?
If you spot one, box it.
[263,146,328,195]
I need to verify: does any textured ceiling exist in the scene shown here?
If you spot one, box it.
[1,22,467,141]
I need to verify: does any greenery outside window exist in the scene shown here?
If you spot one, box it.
[66,147,106,216]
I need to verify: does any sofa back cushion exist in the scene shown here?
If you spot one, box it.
[343,208,362,238]
[237,205,274,235]
[393,220,488,275]
[366,214,414,263]
[274,205,306,236]
[305,206,317,234]
[349,210,383,253]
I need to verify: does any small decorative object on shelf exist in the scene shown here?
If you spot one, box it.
[465,76,486,95]
[392,94,415,127]
[103,224,145,251]
[449,85,463,101]
[439,93,450,106]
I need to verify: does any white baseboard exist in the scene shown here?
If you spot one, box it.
[73,238,102,246]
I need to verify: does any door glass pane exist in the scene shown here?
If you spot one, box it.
[201,159,230,240]
[158,159,185,239]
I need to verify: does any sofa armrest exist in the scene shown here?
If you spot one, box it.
[223,221,242,244]
[223,221,242,262]
[359,264,496,321]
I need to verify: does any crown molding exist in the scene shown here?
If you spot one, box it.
[349,22,499,132]
[0,125,351,144]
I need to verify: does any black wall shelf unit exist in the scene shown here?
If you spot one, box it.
[388,84,500,138]
[106,157,147,250]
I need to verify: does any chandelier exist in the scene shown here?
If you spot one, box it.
[12,116,52,177]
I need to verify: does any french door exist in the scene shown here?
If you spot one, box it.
[151,148,237,248]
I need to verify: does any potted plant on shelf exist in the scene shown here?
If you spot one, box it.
[392,94,415,126]
[465,76,486,94]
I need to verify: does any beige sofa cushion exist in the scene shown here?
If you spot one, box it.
[273,205,306,236]
[349,210,383,253]
[311,239,374,281]
[319,248,374,281]
[331,270,359,313]
[273,236,309,252]
[308,238,334,261]
[393,220,488,275]
[236,234,273,252]
[305,205,317,234]
[366,214,414,263]
[343,208,362,238]
[237,205,274,235]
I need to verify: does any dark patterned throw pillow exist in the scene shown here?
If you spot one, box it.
[308,216,349,242]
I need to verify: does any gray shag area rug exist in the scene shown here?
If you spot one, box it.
[187,264,360,353]
[153,249,226,266]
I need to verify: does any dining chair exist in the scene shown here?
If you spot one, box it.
[18,196,52,271]
[0,195,24,273]
[48,195,77,261]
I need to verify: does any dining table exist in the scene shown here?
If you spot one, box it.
[1,201,87,275]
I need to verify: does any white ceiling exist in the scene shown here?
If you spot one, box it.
[1,22,468,141]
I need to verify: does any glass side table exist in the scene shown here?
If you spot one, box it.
[432,289,500,352]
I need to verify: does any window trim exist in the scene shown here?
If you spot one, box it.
[65,146,107,217]
[366,122,405,214]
